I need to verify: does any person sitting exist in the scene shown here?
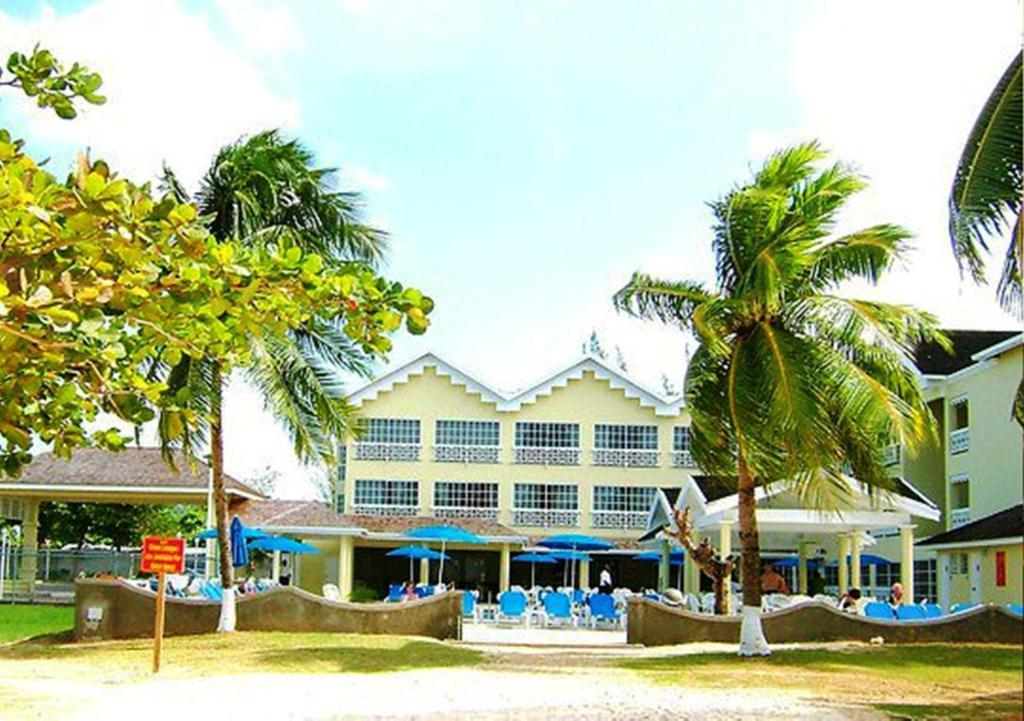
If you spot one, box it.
[807,568,826,597]
[402,580,418,602]
[839,587,862,613]
[760,563,790,595]
[888,582,904,606]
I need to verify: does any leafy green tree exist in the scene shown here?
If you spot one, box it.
[948,51,1022,426]
[615,142,944,654]
[38,503,203,550]
[157,131,431,630]
[1,45,105,119]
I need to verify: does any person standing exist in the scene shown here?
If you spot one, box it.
[599,564,614,594]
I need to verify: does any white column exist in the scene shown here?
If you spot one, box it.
[337,536,354,600]
[579,558,591,590]
[419,556,429,585]
[719,521,732,612]
[499,544,511,591]
[271,550,281,583]
[969,550,983,605]
[837,533,850,596]
[899,524,915,604]
[850,530,862,589]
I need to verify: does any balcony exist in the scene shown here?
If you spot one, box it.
[671,450,695,468]
[883,445,901,466]
[949,428,969,455]
[351,503,419,517]
[431,506,500,522]
[591,510,648,530]
[592,449,659,468]
[433,445,500,464]
[511,509,581,527]
[950,507,971,528]
[513,446,580,466]
[353,442,420,462]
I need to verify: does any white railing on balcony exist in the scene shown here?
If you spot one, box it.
[949,428,969,455]
[431,506,500,522]
[590,510,648,529]
[513,447,580,466]
[882,444,901,466]
[511,509,580,527]
[351,503,419,517]
[433,445,500,464]
[354,442,420,462]
[950,508,971,528]
[671,450,695,468]
[592,449,659,468]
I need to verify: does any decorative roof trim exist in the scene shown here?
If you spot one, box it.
[347,351,684,415]
[971,332,1023,362]
[920,536,1023,551]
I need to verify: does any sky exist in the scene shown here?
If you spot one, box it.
[1,1,1020,499]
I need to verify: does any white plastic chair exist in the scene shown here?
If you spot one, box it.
[322,583,341,601]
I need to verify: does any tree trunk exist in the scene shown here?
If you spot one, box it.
[211,362,236,633]
[737,453,770,655]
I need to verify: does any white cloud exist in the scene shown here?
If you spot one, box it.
[344,164,392,193]
[214,0,302,56]
[0,0,299,188]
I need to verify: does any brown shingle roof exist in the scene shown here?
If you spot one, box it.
[9,448,262,498]
[918,504,1023,547]
[234,499,526,539]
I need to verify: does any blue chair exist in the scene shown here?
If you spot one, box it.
[1006,603,1023,617]
[386,584,404,602]
[864,601,895,620]
[643,592,661,602]
[200,582,223,601]
[497,590,528,625]
[415,585,435,598]
[542,591,575,627]
[587,593,621,629]
[461,591,478,622]
[951,602,979,614]
[572,589,585,606]
[896,604,927,621]
[921,603,943,618]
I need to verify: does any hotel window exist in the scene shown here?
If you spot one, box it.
[355,418,421,461]
[672,426,695,467]
[512,482,580,527]
[433,481,499,521]
[949,397,969,454]
[434,420,501,463]
[951,397,969,430]
[949,474,970,527]
[513,422,580,465]
[593,424,658,467]
[353,479,419,515]
[914,559,937,603]
[592,486,656,529]
[335,448,347,512]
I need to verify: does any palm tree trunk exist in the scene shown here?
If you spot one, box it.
[737,453,770,656]
[211,361,236,632]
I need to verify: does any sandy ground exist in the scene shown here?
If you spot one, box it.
[6,666,881,721]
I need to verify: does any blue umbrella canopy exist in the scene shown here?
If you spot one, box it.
[826,553,891,567]
[248,536,321,554]
[772,556,822,569]
[635,550,685,565]
[512,553,558,564]
[195,525,268,541]
[230,516,249,568]
[404,525,483,584]
[387,545,449,561]
[550,549,593,562]
[537,534,614,551]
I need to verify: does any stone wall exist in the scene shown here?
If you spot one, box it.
[626,598,1024,646]
[74,579,462,642]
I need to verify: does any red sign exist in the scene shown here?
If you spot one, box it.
[995,550,1006,587]
[140,536,185,575]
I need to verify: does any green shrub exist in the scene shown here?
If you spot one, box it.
[348,582,381,603]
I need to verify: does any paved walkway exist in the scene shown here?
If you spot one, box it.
[460,623,629,649]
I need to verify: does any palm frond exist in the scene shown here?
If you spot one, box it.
[612,273,713,331]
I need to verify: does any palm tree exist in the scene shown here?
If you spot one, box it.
[158,131,385,631]
[948,51,1022,426]
[614,141,946,655]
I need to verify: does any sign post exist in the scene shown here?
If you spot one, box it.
[140,536,185,674]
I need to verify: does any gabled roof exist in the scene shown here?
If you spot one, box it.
[914,330,1020,376]
[347,351,684,416]
[918,504,1023,548]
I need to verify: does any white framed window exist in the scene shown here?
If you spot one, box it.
[434,481,499,508]
[949,474,970,527]
[513,422,580,465]
[512,482,579,527]
[364,418,421,444]
[592,486,656,528]
[353,479,419,515]
[594,424,657,450]
[672,426,695,467]
[949,397,969,455]
[436,420,499,446]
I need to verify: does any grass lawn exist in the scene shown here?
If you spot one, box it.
[620,644,1024,718]
[0,605,74,643]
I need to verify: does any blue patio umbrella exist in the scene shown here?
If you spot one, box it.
[538,534,613,589]
[826,553,892,567]
[635,550,686,589]
[195,524,268,541]
[772,556,822,569]
[405,525,484,584]
[512,552,558,588]
[387,545,450,580]
[230,516,249,568]
[248,536,321,555]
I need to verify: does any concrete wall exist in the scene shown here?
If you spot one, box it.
[74,579,462,642]
[626,598,1024,646]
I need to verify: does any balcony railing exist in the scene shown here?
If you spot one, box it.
[671,450,695,468]
[592,449,659,468]
[949,428,969,455]
[351,503,419,517]
[590,510,648,529]
[433,445,500,464]
[882,445,901,466]
[512,446,580,466]
[511,509,580,527]
[431,506,500,522]
[353,442,420,462]
[950,507,971,528]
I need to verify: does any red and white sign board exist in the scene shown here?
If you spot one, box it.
[140,536,185,575]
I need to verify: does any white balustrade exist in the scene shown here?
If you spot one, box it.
[670,450,696,468]
[511,509,581,527]
[590,510,648,529]
[949,428,969,455]
[591,449,659,468]
[351,504,419,517]
[354,442,420,462]
[512,447,580,466]
[431,506,500,522]
[950,508,971,528]
[433,445,500,463]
